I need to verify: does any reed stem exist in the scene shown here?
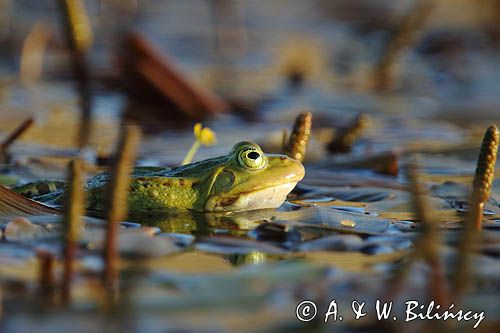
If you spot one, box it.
[61,159,84,305]
[103,126,141,292]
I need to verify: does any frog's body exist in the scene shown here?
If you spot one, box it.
[12,142,305,214]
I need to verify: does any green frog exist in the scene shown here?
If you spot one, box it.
[10,142,305,215]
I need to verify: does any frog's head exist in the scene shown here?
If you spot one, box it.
[203,142,305,212]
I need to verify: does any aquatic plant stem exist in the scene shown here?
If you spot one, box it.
[0,117,34,163]
[20,21,52,86]
[103,126,141,292]
[471,125,499,230]
[58,0,93,149]
[453,124,498,297]
[61,159,84,305]
[182,140,200,165]
[37,249,55,302]
[281,128,289,151]
[452,197,479,297]
[408,160,448,305]
[0,117,34,151]
[327,114,370,153]
[372,0,434,92]
[386,158,448,306]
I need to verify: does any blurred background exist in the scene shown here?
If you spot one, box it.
[0,0,499,163]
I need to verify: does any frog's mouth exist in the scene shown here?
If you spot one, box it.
[204,182,298,212]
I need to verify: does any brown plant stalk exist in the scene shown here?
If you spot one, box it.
[61,159,84,304]
[58,0,93,149]
[0,117,34,151]
[407,159,448,306]
[372,0,434,92]
[103,126,141,291]
[385,158,448,306]
[327,114,371,153]
[37,249,56,302]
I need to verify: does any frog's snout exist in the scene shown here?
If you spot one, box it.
[204,154,305,212]
[281,155,305,183]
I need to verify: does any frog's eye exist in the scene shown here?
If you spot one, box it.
[238,147,265,170]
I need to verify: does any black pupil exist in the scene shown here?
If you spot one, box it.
[247,151,260,160]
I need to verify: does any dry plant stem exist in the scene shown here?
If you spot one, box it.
[0,117,34,151]
[408,160,449,306]
[61,159,84,305]
[20,21,52,86]
[452,198,480,298]
[372,0,434,92]
[57,0,92,52]
[211,0,247,58]
[284,112,312,162]
[492,0,500,45]
[103,126,141,292]
[37,250,55,300]
[386,160,448,304]
[281,128,288,152]
[72,52,92,150]
[384,251,417,301]
[426,256,449,306]
[327,114,370,153]
[407,161,437,246]
[58,0,93,149]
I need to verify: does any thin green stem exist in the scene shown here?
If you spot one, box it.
[182,140,201,165]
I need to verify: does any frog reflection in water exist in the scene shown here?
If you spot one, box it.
[13,142,305,215]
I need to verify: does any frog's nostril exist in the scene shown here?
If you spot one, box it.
[248,152,260,160]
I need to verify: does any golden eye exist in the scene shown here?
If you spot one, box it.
[238,147,265,169]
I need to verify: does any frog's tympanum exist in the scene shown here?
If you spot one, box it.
[13,142,305,214]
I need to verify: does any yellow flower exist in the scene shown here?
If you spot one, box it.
[193,123,216,146]
[182,123,217,165]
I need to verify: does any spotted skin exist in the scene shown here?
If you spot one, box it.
[12,181,66,198]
